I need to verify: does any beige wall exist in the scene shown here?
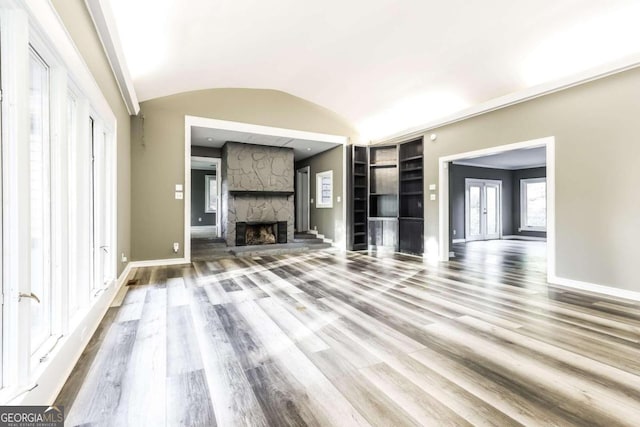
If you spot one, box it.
[52,0,131,276]
[131,88,357,260]
[295,145,346,244]
[402,67,640,292]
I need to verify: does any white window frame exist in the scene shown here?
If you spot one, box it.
[204,174,217,213]
[0,3,119,401]
[520,177,547,232]
[316,170,333,208]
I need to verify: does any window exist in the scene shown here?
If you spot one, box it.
[29,48,52,353]
[205,175,217,213]
[316,170,333,208]
[520,177,547,231]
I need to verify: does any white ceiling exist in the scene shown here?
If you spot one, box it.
[191,126,342,160]
[109,0,640,140]
[453,147,546,170]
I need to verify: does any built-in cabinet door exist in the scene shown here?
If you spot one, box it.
[465,179,501,241]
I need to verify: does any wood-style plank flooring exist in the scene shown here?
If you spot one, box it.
[56,240,640,426]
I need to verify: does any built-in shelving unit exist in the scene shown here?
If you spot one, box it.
[368,145,398,250]
[398,138,424,254]
[348,139,424,254]
[348,145,368,250]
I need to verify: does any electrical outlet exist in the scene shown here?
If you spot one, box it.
[173,242,180,253]
[453,229,456,236]
[121,252,128,263]
[198,217,202,222]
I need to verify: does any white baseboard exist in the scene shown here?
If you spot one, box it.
[549,275,640,302]
[129,258,190,268]
[452,239,465,244]
[502,235,547,241]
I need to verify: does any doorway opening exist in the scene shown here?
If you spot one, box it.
[439,137,555,281]
[190,156,221,239]
[296,166,310,232]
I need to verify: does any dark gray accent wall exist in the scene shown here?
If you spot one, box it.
[513,167,547,238]
[192,145,221,158]
[449,164,547,243]
[449,165,513,242]
[191,169,216,226]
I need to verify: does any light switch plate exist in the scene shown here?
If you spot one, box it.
[429,184,436,191]
[175,191,184,200]
[175,184,183,191]
[430,194,436,201]
[337,196,341,203]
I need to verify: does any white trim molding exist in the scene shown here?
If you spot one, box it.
[549,275,640,303]
[502,235,546,242]
[84,0,140,115]
[128,258,190,268]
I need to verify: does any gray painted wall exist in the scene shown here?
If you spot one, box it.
[449,165,513,241]
[512,167,547,238]
[295,145,345,243]
[449,165,547,242]
[191,169,216,226]
[411,67,640,292]
[131,88,356,260]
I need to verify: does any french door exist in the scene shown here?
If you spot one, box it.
[465,179,501,241]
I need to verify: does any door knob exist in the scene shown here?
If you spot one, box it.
[19,292,41,303]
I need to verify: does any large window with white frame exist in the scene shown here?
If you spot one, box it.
[520,177,547,231]
[0,4,118,400]
[28,47,52,354]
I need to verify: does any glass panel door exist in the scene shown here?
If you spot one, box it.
[467,183,482,240]
[465,179,501,242]
[485,183,500,239]
[29,48,51,352]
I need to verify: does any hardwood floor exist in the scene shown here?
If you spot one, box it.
[56,240,640,426]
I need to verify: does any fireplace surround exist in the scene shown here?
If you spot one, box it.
[222,142,295,246]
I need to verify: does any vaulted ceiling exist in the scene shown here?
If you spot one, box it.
[108,0,640,140]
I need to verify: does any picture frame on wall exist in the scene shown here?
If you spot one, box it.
[316,170,333,208]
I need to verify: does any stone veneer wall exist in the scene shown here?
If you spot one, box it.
[221,142,295,246]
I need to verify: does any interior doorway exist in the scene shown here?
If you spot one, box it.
[465,179,502,241]
[438,136,556,282]
[190,156,221,239]
[296,166,310,232]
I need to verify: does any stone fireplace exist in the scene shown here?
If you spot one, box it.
[221,142,294,246]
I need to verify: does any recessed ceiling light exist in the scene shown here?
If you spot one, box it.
[306,147,311,151]
[207,137,213,142]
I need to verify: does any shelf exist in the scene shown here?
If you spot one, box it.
[354,185,367,189]
[370,163,397,168]
[354,222,365,226]
[400,191,423,196]
[370,193,397,196]
[401,166,422,172]
[354,209,365,213]
[400,155,423,162]
[354,232,366,236]
[399,217,424,221]
[354,160,366,165]
[369,217,398,221]
[400,176,422,182]
[354,197,366,201]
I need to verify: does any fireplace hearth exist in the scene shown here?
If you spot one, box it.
[236,221,287,246]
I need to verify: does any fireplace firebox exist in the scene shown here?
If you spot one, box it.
[236,221,287,246]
